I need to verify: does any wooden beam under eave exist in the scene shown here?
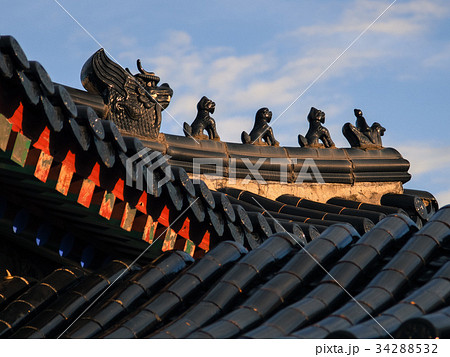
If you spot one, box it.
[183,239,195,257]
[141,215,158,244]
[76,178,96,208]
[161,228,177,252]
[11,132,31,167]
[55,163,74,196]
[0,114,12,152]
[120,202,137,232]
[98,191,116,220]
[34,151,53,183]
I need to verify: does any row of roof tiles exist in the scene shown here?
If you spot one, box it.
[1,205,449,338]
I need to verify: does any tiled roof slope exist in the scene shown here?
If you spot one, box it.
[0,207,449,338]
[0,35,449,339]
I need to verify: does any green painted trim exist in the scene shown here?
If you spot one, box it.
[0,114,12,152]
[11,132,31,167]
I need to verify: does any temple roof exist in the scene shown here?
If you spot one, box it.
[0,35,449,339]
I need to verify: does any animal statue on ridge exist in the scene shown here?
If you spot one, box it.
[241,107,279,146]
[298,107,335,148]
[183,96,221,140]
[342,109,385,149]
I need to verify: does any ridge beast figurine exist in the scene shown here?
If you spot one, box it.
[241,107,279,146]
[342,109,385,149]
[183,96,220,140]
[80,49,173,139]
[298,107,335,148]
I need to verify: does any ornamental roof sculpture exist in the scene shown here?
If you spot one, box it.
[343,108,386,149]
[81,48,173,139]
[183,96,220,141]
[298,107,335,148]
[241,107,279,146]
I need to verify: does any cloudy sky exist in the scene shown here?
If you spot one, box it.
[3,0,450,204]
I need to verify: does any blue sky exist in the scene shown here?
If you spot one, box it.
[3,0,450,204]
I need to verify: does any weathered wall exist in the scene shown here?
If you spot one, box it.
[191,174,403,204]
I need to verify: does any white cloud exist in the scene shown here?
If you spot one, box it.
[296,19,421,37]
[294,0,448,37]
[398,144,450,177]
[395,0,449,18]
[423,44,450,68]
[215,116,254,142]
[389,144,450,206]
